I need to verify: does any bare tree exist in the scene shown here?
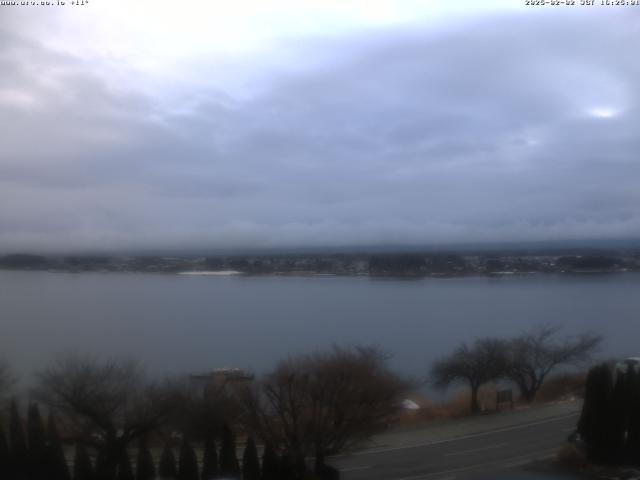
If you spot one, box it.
[33,353,180,480]
[155,377,245,445]
[506,325,602,402]
[431,338,509,414]
[242,346,408,477]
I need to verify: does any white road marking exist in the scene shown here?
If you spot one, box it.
[339,411,578,458]
[494,450,556,469]
[444,442,508,457]
[341,465,372,472]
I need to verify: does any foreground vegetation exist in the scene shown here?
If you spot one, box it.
[0,347,407,480]
[577,360,640,465]
[0,326,601,479]
[431,326,601,413]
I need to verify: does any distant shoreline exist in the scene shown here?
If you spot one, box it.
[0,267,637,280]
[1,251,638,278]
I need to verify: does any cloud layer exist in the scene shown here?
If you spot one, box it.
[1,5,639,252]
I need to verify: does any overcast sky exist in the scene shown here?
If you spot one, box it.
[1,1,639,253]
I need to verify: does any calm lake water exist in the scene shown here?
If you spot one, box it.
[1,270,639,384]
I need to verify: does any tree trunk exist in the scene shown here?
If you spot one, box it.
[470,385,480,414]
[314,448,325,473]
[294,452,307,479]
[315,450,340,480]
[96,436,126,480]
[518,383,535,403]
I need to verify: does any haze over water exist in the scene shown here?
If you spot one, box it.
[2,270,638,385]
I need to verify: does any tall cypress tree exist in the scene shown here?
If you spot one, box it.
[47,412,71,480]
[622,365,639,463]
[219,425,240,478]
[158,443,178,480]
[242,437,260,480]
[0,422,10,480]
[627,368,640,465]
[73,443,95,480]
[95,446,120,480]
[95,449,108,480]
[116,450,135,480]
[178,438,199,480]
[278,453,296,480]
[260,443,279,480]
[578,364,600,459]
[200,433,218,480]
[9,399,27,480]
[578,363,615,463]
[136,438,156,480]
[610,369,629,463]
[27,404,48,480]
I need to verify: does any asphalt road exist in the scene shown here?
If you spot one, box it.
[328,411,581,480]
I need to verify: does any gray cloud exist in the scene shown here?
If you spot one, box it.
[1,9,639,252]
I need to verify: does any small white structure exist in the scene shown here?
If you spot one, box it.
[401,399,421,411]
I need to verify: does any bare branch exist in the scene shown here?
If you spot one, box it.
[241,345,408,476]
[33,352,180,474]
[505,326,602,402]
[430,338,510,413]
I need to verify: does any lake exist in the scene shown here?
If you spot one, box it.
[1,270,639,386]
